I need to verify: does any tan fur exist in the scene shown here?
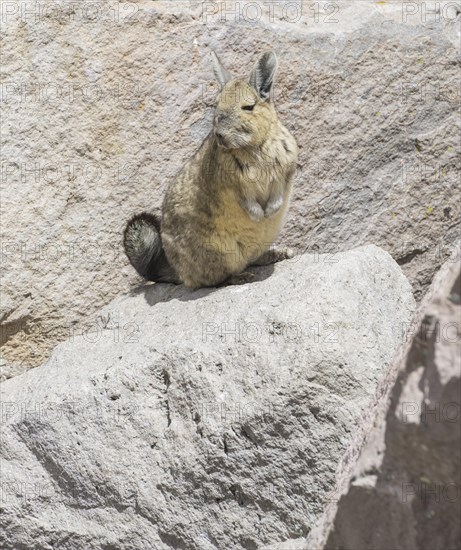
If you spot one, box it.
[125,52,298,289]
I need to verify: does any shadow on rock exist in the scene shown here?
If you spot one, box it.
[127,264,276,307]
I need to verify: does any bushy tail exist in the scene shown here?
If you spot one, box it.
[123,213,180,283]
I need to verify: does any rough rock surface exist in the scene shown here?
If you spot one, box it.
[0,246,415,549]
[1,0,459,374]
[304,250,460,550]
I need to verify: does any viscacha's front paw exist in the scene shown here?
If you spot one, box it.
[241,198,265,221]
[264,195,284,218]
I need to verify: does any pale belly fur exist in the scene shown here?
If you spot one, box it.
[208,187,287,271]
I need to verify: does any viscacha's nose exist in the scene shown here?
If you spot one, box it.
[215,113,228,124]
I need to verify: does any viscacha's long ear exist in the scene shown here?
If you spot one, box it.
[211,51,232,88]
[249,51,278,101]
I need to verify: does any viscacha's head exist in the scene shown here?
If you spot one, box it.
[211,51,279,150]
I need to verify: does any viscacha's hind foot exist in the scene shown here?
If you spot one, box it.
[226,271,256,286]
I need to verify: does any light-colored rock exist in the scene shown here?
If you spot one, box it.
[0,245,415,549]
[304,247,460,550]
[1,1,459,372]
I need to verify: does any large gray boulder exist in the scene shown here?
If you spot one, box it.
[1,0,459,375]
[0,245,415,549]
[308,250,460,550]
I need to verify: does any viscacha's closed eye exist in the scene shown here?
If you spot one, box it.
[242,104,255,111]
